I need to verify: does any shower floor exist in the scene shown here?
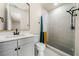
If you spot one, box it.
[44,47,60,56]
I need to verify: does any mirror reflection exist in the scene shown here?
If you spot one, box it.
[0,3,30,31]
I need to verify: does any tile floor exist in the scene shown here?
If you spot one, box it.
[44,47,60,56]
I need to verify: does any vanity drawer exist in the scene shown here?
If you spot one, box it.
[0,40,17,52]
[18,37,34,46]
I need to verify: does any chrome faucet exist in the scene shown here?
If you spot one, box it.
[13,29,19,35]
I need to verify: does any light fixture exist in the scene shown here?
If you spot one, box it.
[54,3,58,6]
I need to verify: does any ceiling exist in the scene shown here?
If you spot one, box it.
[10,3,29,10]
[41,3,65,11]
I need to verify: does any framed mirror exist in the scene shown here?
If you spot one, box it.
[6,3,30,31]
[0,3,6,31]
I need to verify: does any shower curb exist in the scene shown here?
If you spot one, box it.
[47,44,71,56]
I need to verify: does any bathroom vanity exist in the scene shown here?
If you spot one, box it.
[0,3,36,56]
[0,32,35,56]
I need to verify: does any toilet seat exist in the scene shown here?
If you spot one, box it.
[36,42,45,50]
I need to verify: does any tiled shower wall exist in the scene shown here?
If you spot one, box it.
[47,4,75,55]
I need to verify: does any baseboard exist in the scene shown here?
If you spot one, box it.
[47,44,71,56]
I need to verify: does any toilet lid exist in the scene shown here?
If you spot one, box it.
[36,42,45,48]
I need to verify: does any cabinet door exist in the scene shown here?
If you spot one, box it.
[18,37,34,56]
[0,40,17,56]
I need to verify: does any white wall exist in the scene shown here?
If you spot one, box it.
[30,3,42,34]
[0,3,6,30]
[75,3,79,56]
[30,3,49,35]
[42,7,48,32]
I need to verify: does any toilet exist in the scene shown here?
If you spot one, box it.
[35,42,46,56]
[34,35,46,56]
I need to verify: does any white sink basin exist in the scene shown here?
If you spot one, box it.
[6,33,34,39]
[0,31,34,42]
[6,34,25,38]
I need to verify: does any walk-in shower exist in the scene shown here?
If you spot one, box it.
[47,3,77,55]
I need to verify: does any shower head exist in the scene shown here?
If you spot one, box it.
[67,7,79,16]
[66,7,75,15]
[66,10,72,15]
[69,7,75,11]
[66,11,70,12]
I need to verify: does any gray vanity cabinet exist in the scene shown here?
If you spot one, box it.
[0,37,34,56]
[0,40,17,56]
[18,37,34,56]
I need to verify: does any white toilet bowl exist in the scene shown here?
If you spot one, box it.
[36,42,46,56]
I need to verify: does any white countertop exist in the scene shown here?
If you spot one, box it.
[0,31,34,43]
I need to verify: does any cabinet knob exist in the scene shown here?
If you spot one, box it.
[15,48,18,51]
[18,47,20,50]
[15,47,20,51]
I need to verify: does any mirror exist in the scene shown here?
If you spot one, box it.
[0,3,30,31]
[7,3,30,31]
[0,3,6,31]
